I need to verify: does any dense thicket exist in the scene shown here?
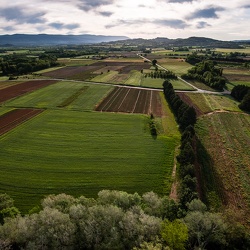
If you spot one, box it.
[1,191,249,250]
[0,53,59,76]
[231,85,250,112]
[181,60,226,90]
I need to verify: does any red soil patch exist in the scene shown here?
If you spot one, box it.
[0,109,44,135]
[92,62,151,74]
[42,66,103,78]
[177,92,203,117]
[0,80,57,104]
[95,87,162,116]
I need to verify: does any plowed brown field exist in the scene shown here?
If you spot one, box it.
[0,109,44,135]
[95,87,162,116]
[42,66,102,78]
[0,80,57,103]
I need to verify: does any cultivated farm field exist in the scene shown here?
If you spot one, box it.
[0,110,178,212]
[178,93,242,116]
[4,81,114,111]
[196,112,250,224]
[0,78,180,213]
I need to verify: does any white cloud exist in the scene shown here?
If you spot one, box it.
[0,0,249,40]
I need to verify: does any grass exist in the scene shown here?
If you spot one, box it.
[0,110,178,212]
[223,67,250,90]
[4,81,113,111]
[91,71,118,83]
[184,93,242,114]
[197,113,250,213]
[57,58,97,66]
[157,58,193,76]
[34,66,65,74]
[170,79,195,90]
[196,112,250,222]
[187,80,220,91]
[0,107,14,116]
[215,47,250,54]
[124,71,142,86]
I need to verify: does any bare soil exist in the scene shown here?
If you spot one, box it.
[0,109,44,135]
[0,80,57,104]
[95,87,162,116]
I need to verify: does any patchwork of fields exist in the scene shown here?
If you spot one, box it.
[0,79,180,212]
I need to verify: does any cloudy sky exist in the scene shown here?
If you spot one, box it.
[0,0,249,40]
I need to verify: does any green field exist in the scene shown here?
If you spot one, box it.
[185,93,242,114]
[196,112,250,221]
[0,110,178,212]
[57,58,97,66]
[4,81,113,111]
[157,58,192,76]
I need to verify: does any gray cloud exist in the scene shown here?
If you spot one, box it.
[242,4,250,8]
[106,18,188,29]
[154,19,189,29]
[0,7,45,24]
[196,21,211,29]
[78,0,115,12]
[157,0,194,2]
[187,6,225,20]
[98,11,113,17]
[168,0,194,3]
[49,22,80,30]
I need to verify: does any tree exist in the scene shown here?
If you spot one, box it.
[184,211,227,249]
[161,219,188,250]
[0,194,20,224]
[152,59,157,66]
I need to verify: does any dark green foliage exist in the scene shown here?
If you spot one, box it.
[185,53,204,65]
[162,80,197,131]
[0,53,59,76]
[182,60,226,90]
[239,92,250,112]
[149,114,157,136]
[231,84,250,101]
[231,85,250,112]
[145,70,177,80]
[152,59,157,66]
[0,194,20,224]
[162,80,198,207]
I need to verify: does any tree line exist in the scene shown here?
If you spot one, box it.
[144,70,177,80]
[163,80,196,131]
[0,53,59,76]
[163,80,198,208]
[1,190,249,250]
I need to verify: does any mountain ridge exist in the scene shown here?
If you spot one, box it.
[0,34,129,46]
[0,34,249,47]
